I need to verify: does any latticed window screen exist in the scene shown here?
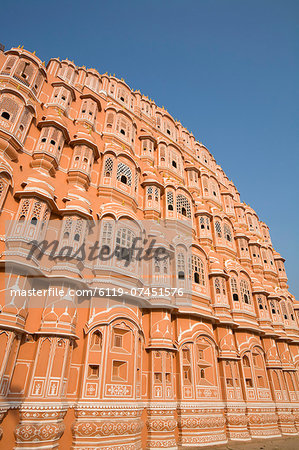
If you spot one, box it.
[215,278,221,294]
[222,279,226,294]
[134,172,138,192]
[154,256,168,275]
[230,277,239,301]
[215,221,222,237]
[40,127,49,142]
[177,252,185,278]
[203,178,209,194]
[200,217,210,230]
[257,298,263,308]
[154,255,161,273]
[160,145,166,161]
[0,179,9,209]
[31,201,42,220]
[253,216,259,231]
[106,112,114,128]
[62,217,73,238]
[101,222,113,246]
[116,162,132,186]
[281,302,288,319]
[248,215,254,230]
[116,227,135,248]
[0,180,5,200]
[33,72,43,91]
[270,301,276,314]
[202,151,209,164]
[147,187,153,198]
[288,303,294,320]
[167,191,174,210]
[154,187,159,201]
[176,194,191,218]
[192,255,205,286]
[75,219,83,235]
[18,108,31,131]
[211,183,218,196]
[0,97,20,122]
[224,224,232,241]
[240,279,251,304]
[268,250,274,266]
[18,200,30,220]
[3,56,16,72]
[104,158,113,176]
[42,208,49,224]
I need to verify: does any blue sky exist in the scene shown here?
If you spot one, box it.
[1,0,298,296]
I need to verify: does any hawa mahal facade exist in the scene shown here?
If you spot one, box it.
[0,44,298,449]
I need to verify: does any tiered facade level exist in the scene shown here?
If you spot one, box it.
[0,45,298,450]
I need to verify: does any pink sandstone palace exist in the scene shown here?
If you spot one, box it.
[0,44,298,450]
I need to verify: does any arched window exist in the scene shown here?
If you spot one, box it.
[17,201,29,222]
[215,221,222,238]
[0,177,10,210]
[176,194,191,218]
[0,96,20,123]
[101,221,113,251]
[116,162,132,186]
[106,112,114,129]
[211,182,218,197]
[270,301,276,315]
[214,278,221,294]
[272,371,281,391]
[247,215,253,230]
[1,111,10,120]
[116,227,135,249]
[147,186,153,200]
[224,224,232,242]
[91,330,102,349]
[30,201,42,225]
[230,277,239,301]
[258,298,263,309]
[177,252,185,280]
[159,145,166,163]
[154,187,159,202]
[288,303,295,321]
[242,355,250,367]
[240,279,251,304]
[167,191,174,211]
[2,56,17,74]
[61,217,84,246]
[192,255,205,285]
[103,157,113,177]
[281,301,288,320]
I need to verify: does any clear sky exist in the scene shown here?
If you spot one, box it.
[1,0,298,296]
